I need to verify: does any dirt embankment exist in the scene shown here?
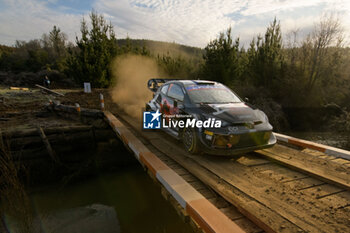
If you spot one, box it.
[0,87,117,131]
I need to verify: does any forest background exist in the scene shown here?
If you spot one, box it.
[0,11,349,132]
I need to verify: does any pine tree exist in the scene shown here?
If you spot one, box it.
[202,28,242,84]
[66,11,118,87]
[247,18,285,88]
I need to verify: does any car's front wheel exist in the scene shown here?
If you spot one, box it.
[182,128,201,154]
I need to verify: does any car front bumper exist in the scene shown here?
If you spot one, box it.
[200,131,277,156]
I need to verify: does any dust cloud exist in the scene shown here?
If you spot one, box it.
[110,55,162,119]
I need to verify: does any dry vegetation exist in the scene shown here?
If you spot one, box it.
[0,135,34,233]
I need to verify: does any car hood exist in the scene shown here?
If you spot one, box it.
[197,102,265,124]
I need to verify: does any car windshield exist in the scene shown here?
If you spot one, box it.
[186,85,242,104]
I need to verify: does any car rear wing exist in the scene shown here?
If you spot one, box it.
[147,79,177,92]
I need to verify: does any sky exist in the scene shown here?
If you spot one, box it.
[0,0,349,48]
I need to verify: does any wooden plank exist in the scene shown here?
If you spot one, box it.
[173,167,191,176]
[196,188,216,200]
[35,84,64,96]
[220,206,244,220]
[234,218,264,233]
[332,158,350,165]
[236,154,271,167]
[301,148,326,157]
[252,163,307,183]
[258,146,350,191]
[319,191,350,209]
[301,184,344,199]
[181,174,199,183]
[318,154,338,160]
[188,180,210,191]
[284,177,324,190]
[208,197,230,209]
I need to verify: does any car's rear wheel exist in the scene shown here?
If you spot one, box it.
[182,128,201,154]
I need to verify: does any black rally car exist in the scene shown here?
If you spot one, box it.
[145,79,276,155]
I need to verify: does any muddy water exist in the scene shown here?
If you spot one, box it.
[29,165,194,233]
[282,131,350,151]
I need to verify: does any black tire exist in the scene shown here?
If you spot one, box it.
[182,128,201,154]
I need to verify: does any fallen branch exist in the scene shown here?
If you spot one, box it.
[37,126,58,163]
[35,84,64,96]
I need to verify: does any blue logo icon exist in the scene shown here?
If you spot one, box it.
[143,110,162,129]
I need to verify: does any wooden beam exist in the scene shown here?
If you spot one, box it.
[9,87,29,91]
[37,126,59,162]
[257,146,350,191]
[3,125,94,138]
[35,84,64,96]
[52,103,104,118]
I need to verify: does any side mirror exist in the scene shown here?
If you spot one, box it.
[244,97,249,103]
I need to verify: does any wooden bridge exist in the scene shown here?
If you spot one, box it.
[53,103,350,233]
